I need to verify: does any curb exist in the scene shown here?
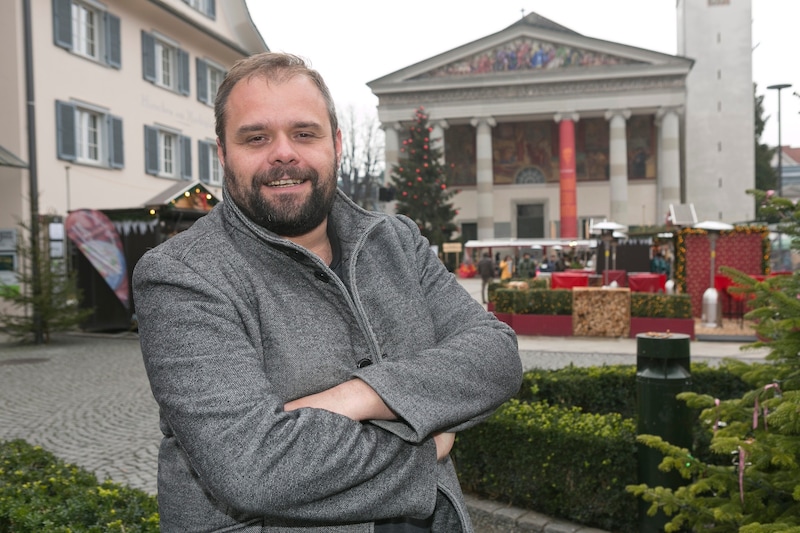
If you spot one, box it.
[465,495,610,533]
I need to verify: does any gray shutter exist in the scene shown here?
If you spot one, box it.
[180,136,192,180]
[105,12,121,69]
[196,58,208,104]
[198,140,210,184]
[178,49,190,96]
[206,0,216,19]
[144,126,159,175]
[141,31,156,83]
[55,101,76,161]
[52,0,73,50]
[108,115,124,169]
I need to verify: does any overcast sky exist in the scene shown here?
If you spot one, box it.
[246,0,800,148]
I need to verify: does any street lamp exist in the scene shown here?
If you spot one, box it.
[767,83,792,197]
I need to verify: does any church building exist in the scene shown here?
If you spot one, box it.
[368,0,754,242]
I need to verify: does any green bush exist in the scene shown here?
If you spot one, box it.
[0,439,159,532]
[454,399,639,533]
[517,363,751,419]
[494,288,573,315]
[631,293,692,318]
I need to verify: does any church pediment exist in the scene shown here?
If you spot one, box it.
[410,37,645,81]
[369,11,691,91]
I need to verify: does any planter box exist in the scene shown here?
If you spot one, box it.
[510,314,573,336]
[493,312,512,327]
[629,317,695,340]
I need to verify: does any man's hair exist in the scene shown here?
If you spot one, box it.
[214,52,338,149]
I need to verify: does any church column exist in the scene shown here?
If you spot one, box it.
[470,116,496,240]
[657,107,681,223]
[604,109,631,226]
[431,120,449,165]
[383,122,402,180]
[554,113,579,239]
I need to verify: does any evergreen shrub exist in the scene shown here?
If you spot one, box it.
[0,440,159,532]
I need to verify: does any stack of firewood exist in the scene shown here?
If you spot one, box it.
[572,287,631,337]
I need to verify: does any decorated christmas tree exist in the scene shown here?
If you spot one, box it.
[389,107,458,251]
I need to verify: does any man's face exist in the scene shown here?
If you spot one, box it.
[218,75,342,237]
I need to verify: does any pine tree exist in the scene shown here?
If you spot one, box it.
[629,190,800,532]
[0,219,93,343]
[389,107,458,251]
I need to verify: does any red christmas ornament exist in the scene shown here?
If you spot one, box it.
[441,184,446,189]
[402,191,408,196]
[417,177,422,181]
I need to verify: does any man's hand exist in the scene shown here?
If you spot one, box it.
[433,432,455,461]
[284,379,396,421]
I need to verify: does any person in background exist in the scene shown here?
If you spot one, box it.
[133,52,522,532]
[651,250,670,277]
[499,255,514,280]
[516,252,536,279]
[476,251,496,304]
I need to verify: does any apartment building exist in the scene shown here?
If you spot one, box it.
[0,0,266,291]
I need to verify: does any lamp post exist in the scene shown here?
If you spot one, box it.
[767,83,792,197]
[695,221,733,328]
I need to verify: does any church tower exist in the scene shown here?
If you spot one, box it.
[678,0,755,223]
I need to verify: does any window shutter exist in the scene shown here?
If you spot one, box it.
[180,136,192,180]
[108,115,124,169]
[141,31,156,83]
[52,0,73,50]
[178,49,190,96]
[105,12,121,69]
[198,140,210,184]
[55,100,77,161]
[196,58,209,104]
[144,126,159,175]
[206,0,216,19]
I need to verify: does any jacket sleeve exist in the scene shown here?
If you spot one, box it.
[133,247,439,523]
[354,216,523,442]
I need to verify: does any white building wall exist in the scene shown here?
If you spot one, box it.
[679,0,755,223]
[0,0,266,231]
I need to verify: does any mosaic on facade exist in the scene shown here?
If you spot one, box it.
[443,115,657,187]
[416,37,641,79]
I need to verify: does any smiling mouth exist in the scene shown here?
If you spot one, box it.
[266,178,305,188]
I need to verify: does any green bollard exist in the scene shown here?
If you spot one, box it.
[636,332,693,533]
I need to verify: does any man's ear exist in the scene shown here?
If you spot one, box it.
[216,138,225,167]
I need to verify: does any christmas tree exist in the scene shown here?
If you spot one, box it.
[629,189,800,532]
[389,107,458,251]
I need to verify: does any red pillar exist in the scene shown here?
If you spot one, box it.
[559,119,578,239]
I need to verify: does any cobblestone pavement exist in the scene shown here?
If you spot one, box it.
[0,332,161,494]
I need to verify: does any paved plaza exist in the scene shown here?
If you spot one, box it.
[0,276,770,531]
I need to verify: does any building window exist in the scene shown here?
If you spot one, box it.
[142,31,190,96]
[52,0,121,68]
[56,100,124,168]
[145,125,192,180]
[183,0,215,19]
[198,140,222,186]
[196,58,226,106]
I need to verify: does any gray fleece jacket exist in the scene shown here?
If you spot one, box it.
[132,189,522,532]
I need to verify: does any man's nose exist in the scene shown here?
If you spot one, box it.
[268,134,298,165]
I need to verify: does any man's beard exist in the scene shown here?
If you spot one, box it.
[224,159,338,237]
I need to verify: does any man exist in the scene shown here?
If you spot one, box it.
[133,52,521,532]
[516,253,536,279]
[476,252,495,304]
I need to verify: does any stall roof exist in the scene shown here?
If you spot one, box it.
[145,181,220,211]
[465,238,597,249]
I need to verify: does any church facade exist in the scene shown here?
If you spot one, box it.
[368,2,754,242]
